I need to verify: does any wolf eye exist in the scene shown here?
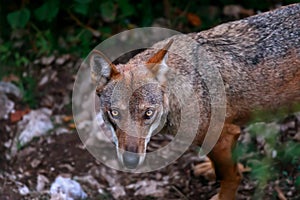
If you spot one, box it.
[110,109,119,118]
[144,109,154,119]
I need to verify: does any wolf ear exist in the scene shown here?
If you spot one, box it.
[89,50,119,88]
[146,39,173,84]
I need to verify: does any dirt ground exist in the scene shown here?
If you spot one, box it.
[0,54,299,200]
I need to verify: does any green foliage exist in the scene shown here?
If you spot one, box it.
[100,1,116,22]
[117,0,135,18]
[14,52,30,67]
[7,8,30,29]
[73,2,90,15]
[235,122,300,197]
[34,0,60,22]
[277,141,300,164]
[0,41,12,63]
[17,76,38,108]
[296,176,300,188]
[17,141,23,151]
[0,42,29,67]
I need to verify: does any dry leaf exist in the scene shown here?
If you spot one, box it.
[223,5,254,19]
[238,163,251,173]
[2,74,20,82]
[63,115,73,122]
[68,123,76,129]
[187,13,202,27]
[10,108,30,123]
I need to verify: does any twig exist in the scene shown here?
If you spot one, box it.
[171,185,190,200]
[275,185,287,200]
[67,10,101,37]
[171,2,191,28]
[163,0,171,19]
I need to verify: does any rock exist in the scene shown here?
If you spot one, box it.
[55,54,71,65]
[109,185,126,199]
[0,93,14,119]
[36,174,49,192]
[19,185,30,195]
[38,70,57,87]
[0,81,23,99]
[74,175,103,189]
[31,158,42,168]
[126,180,167,197]
[0,77,23,120]
[41,55,55,65]
[55,127,71,135]
[18,108,54,146]
[50,176,87,200]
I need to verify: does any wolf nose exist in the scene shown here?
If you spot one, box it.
[123,152,140,169]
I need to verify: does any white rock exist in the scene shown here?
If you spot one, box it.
[19,185,30,195]
[126,179,167,197]
[0,93,14,119]
[109,185,126,199]
[0,81,23,99]
[50,176,87,200]
[36,174,49,192]
[18,108,54,146]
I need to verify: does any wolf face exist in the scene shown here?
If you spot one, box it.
[90,40,173,169]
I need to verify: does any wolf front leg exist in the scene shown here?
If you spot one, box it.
[208,124,242,200]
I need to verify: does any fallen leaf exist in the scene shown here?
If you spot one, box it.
[63,115,73,122]
[223,5,254,19]
[68,123,76,129]
[10,108,30,123]
[2,74,20,82]
[238,163,251,173]
[187,13,201,27]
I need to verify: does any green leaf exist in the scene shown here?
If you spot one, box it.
[249,158,273,186]
[7,8,30,29]
[100,1,116,22]
[117,0,134,17]
[296,176,300,188]
[34,0,60,22]
[73,3,89,15]
[280,141,300,163]
[74,0,91,3]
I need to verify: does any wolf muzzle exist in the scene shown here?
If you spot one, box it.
[122,151,140,169]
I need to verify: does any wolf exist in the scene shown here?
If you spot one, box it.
[89,4,300,200]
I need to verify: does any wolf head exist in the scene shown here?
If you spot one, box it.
[90,40,173,169]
